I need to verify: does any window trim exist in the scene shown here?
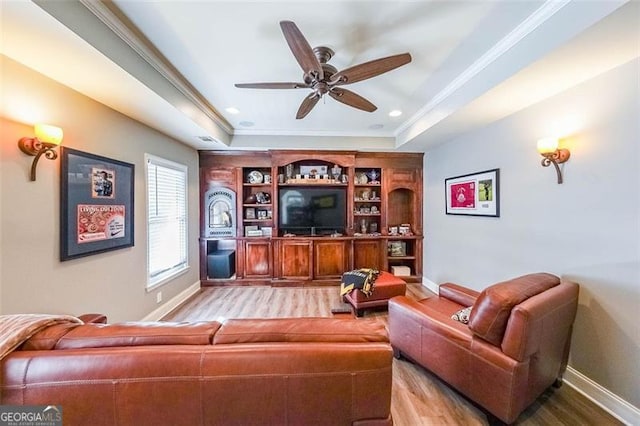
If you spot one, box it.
[145,154,189,290]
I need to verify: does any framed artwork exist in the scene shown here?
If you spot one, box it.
[388,241,407,257]
[60,148,135,260]
[245,207,256,219]
[445,168,500,217]
[300,165,328,177]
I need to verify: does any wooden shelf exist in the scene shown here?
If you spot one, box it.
[279,182,347,186]
[199,151,423,285]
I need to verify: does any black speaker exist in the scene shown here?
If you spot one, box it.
[207,250,235,279]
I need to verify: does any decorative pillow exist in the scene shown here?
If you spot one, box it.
[339,268,380,297]
[451,306,472,324]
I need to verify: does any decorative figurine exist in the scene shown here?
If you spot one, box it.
[367,169,380,183]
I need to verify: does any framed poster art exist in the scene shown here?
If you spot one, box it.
[445,168,500,217]
[300,165,328,177]
[60,147,135,260]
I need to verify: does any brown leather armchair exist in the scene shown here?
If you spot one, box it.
[388,273,579,424]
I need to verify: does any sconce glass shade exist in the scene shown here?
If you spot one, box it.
[537,136,570,184]
[537,137,558,154]
[34,124,63,146]
[18,123,63,181]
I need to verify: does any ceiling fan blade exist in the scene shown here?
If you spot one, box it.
[330,53,412,86]
[296,93,320,119]
[280,21,324,81]
[329,88,377,112]
[235,82,309,89]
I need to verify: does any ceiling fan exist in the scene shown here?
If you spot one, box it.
[235,21,412,119]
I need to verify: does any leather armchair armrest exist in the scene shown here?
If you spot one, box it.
[390,296,466,328]
[213,318,388,344]
[389,296,473,351]
[439,283,479,307]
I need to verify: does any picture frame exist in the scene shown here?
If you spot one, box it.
[445,168,500,217]
[398,224,411,235]
[388,241,407,257]
[60,147,135,260]
[245,207,256,219]
[300,165,328,177]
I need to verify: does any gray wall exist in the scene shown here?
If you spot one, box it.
[0,56,200,322]
[424,58,639,407]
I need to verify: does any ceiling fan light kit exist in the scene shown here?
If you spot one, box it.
[235,20,412,119]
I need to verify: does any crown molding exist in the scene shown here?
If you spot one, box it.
[395,0,571,138]
[232,128,396,138]
[79,0,233,135]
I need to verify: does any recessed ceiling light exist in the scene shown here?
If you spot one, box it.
[389,110,402,117]
[225,107,240,114]
[239,121,254,127]
[369,124,384,130]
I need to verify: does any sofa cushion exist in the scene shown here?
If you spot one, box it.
[468,273,560,346]
[213,318,388,344]
[55,321,222,349]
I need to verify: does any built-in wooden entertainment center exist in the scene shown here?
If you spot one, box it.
[199,150,423,286]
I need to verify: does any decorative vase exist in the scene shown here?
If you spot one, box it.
[285,164,294,180]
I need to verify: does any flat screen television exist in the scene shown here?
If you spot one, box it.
[279,186,346,235]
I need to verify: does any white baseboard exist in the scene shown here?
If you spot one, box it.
[140,281,201,321]
[421,277,439,294]
[564,367,640,425]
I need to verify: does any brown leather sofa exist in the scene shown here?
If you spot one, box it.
[388,273,579,424]
[2,317,393,426]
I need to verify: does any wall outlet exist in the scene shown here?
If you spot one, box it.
[156,292,162,304]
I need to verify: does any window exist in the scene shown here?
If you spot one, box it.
[146,154,188,288]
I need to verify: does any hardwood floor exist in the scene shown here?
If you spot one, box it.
[164,284,622,426]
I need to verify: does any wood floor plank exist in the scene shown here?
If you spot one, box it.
[163,284,622,425]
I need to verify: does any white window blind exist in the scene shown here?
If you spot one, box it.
[146,155,188,287]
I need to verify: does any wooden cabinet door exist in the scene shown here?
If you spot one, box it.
[314,240,349,279]
[353,239,382,270]
[243,240,272,278]
[278,240,313,280]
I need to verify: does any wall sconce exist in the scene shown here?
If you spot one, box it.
[537,137,570,184]
[18,124,63,181]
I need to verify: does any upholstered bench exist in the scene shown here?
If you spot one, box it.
[343,271,406,316]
